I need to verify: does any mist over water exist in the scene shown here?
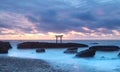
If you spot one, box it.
[1,40,120,72]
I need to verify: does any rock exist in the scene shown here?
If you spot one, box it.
[17,42,88,49]
[64,47,78,53]
[89,46,120,51]
[0,41,12,49]
[0,47,8,53]
[76,49,96,57]
[91,43,99,44]
[0,41,12,53]
[36,48,45,52]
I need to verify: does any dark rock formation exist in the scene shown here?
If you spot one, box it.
[76,49,96,57]
[89,46,120,51]
[17,42,88,49]
[91,43,99,44]
[64,47,78,53]
[36,48,45,52]
[0,47,9,53]
[0,41,12,49]
[0,41,12,53]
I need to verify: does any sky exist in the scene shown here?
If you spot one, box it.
[0,0,120,40]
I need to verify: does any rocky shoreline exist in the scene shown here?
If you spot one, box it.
[0,56,68,72]
[17,42,88,49]
[0,41,12,53]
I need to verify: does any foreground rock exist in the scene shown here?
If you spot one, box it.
[0,56,67,72]
[89,46,120,51]
[76,49,96,57]
[17,42,88,49]
[36,48,45,52]
[0,47,9,53]
[0,41,12,48]
[64,47,78,53]
[0,41,12,53]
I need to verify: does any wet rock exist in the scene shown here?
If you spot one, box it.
[0,47,9,53]
[64,47,78,53]
[0,41,12,53]
[76,49,96,57]
[91,43,99,44]
[36,48,45,52]
[89,46,120,51]
[17,42,88,49]
[0,41,12,49]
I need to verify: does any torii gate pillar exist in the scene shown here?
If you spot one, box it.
[55,35,63,43]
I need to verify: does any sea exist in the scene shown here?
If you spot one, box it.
[0,40,120,72]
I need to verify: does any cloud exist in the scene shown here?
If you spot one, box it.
[112,30,120,35]
[0,11,38,34]
[0,0,120,39]
[71,12,96,21]
[102,19,120,29]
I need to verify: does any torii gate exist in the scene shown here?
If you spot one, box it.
[55,35,63,43]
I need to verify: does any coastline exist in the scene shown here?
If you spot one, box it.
[0,40,120,72]
[0,56,68,72]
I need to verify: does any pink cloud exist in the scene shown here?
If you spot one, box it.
[112,30,120,35]
[82,27,95,32]
[97,28,107,31]
[0,11,38,33]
